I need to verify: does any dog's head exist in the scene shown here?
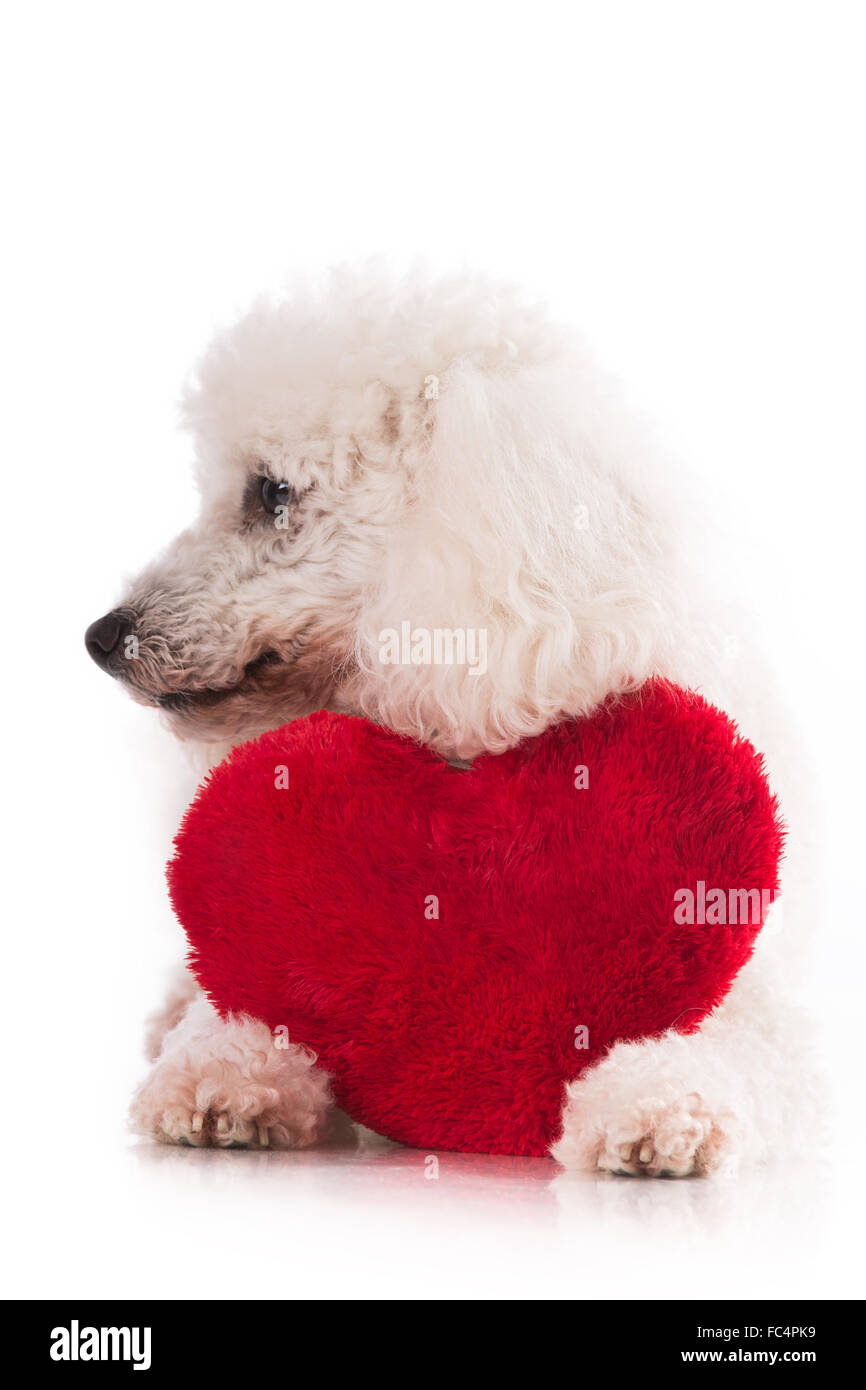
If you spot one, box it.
[86,270,678,760]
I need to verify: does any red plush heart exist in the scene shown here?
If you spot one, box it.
[168,681,782,1156]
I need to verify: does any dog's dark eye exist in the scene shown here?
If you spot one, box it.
[260,478,294,514]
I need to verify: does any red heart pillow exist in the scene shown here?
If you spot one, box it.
[168,681,782,1156]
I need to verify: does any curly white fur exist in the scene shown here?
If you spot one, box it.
[552,943,820,1177]
[108,266,813,1172]
[131,997,345,1149]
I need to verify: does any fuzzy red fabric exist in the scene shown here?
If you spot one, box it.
[168,681,783,1156]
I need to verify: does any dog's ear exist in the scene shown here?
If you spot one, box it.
[353,358,676,760]
[354,358,567,759]
[354,376,439,465]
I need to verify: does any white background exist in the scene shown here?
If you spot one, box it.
[2,1,864,1300]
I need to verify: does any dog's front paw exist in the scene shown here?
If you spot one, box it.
[130,1001,336,1149]
[551,1042,740,1177]
[554,1087,736,1177]
[131,1063,301,1148]
[605,1093,735,1177]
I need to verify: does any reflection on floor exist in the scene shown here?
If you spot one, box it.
[121,1131,836,1299]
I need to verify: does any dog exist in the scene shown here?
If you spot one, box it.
[85,267,812,1175]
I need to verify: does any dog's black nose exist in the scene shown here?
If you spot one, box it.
[85,610,132,671]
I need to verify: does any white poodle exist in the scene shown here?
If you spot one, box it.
[85,267,812,1176]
